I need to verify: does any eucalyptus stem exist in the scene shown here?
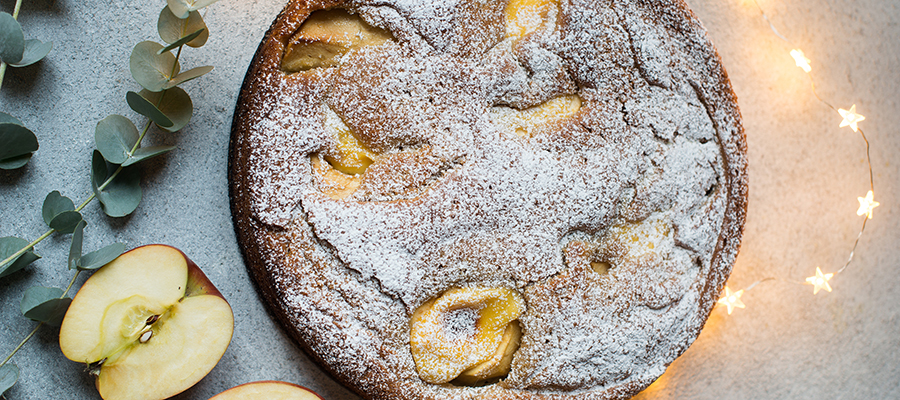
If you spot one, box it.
[12,0,22,19]
[61,270,82,298]
[74,194,95,213]
[0,271,80,371]
[171,46,183,79]
[130,119,154,156]
[0,323,41,369]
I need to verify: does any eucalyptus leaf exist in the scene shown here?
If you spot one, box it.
[138,88,192,132]
[95,115,139,164]
[68,221,86,270]
[42,191,75,225]
[20,286,70,326]
[0,154,32,170]
[49,211,83,234]
[166,0,221,19]
[166,65,213,89]
[126,91,174,128]
[0,112,23,126]
[0,364,18,396]
[130,41,180,92]
[78,243,126,271]
[20,286,62,314]
[38,297,72,326]
[123,145,176,167]
[0,123,39,170]
[0,237,40,278]
[158,28,205,54]
[0,12,24,65]
[91,150,107,195]
[159,7,208,48]
[20,286,70,327]
[96,164,142,218]
[10,39,52,67]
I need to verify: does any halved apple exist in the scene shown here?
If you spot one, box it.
[59,244,234,400]
[208,381,324,400]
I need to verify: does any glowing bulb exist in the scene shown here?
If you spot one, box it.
[790,49,811,73]
[805,267,834,295]
[856,190,879,219]
[717,286,745,315]
[838,104,865,132]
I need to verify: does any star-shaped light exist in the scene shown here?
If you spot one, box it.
[856,190,879,219]
[838,104,866,132]
[717,286,745,315]
[790,49,812,73]
[805,267,834,295]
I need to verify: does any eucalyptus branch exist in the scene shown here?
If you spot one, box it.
[0,127,148,272]
[0,0,48,91]
[0,40,186,273]
[0,3,220,395]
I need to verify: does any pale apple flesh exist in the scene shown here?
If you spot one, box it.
[59,244,234,400]
[409,287,525,384]
[454,321,522,386]
[209,381,324,400]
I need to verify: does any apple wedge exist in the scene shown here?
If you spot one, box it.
[209,381,324,400]
[59,244,234,400]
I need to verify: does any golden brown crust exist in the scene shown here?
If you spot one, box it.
[229,0,747,399]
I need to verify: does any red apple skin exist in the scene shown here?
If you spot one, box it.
[208,381,325,400]
[181,247,225,299]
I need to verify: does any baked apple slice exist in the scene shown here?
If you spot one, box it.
[59,244,234,400]
[209,381,324,400]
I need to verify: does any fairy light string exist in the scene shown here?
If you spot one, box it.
[717,0,878,313]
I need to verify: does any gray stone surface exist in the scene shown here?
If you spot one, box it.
[0,0,897,399]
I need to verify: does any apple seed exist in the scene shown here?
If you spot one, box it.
[139,330,153,343]
[146,314,159,325]
[88,358,106,377]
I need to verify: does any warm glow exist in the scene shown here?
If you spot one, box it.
[805,267,834,295]
[856,190,879,219]
[790,49,812,73]
[717,286,745,315]
[725,0,878,312]
[838,104,866,132]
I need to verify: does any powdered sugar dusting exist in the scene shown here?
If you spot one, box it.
[230,0,747,399]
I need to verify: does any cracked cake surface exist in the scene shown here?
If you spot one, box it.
[229,0,747,398]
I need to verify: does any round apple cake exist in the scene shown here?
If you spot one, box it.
[229,0,747,398]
